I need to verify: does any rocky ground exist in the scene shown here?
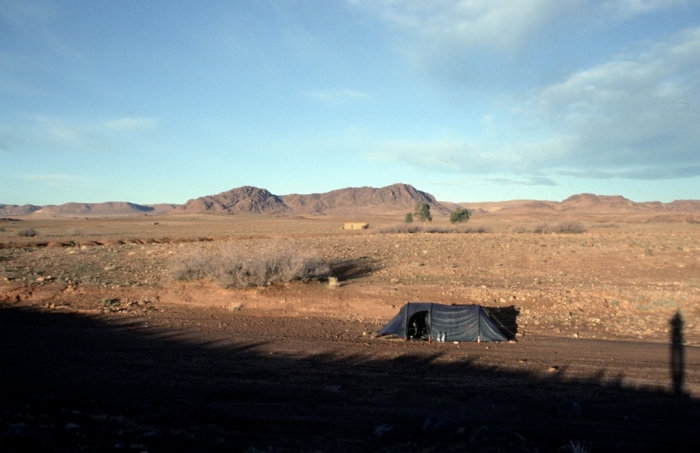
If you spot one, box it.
[1,216,699,452]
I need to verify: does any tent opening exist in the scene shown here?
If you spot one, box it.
[407,311,429,340]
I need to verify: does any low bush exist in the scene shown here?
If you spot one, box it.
[531,221,587,234]
[373,224,491,234]
[553,221,587,233]
[16,228,38,237]
[169,241,331,288]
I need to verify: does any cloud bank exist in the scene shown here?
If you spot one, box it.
[366,24,700,182]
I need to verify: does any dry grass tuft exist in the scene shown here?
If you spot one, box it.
[16,228,38,237]
[169,241,331,288]
[373,224,491,234]
[532,221,587,234]
[560,440,591,453]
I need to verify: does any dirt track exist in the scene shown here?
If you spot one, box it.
[1,216,700,451]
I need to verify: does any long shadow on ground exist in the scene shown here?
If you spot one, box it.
[330,257,378,282]
[0,305,698,452]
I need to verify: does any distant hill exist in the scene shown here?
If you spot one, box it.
[453,193,700,215]
[0,204,41,216]
[281,183,450,215]
[4,189,700,218]
[0,202,178,217]
[173,186,290,215]
[173,183,449,216]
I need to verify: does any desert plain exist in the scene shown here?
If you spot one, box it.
[1,205,699,452]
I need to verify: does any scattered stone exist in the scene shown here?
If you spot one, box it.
[423,415,460,437]
[373,424,396,440]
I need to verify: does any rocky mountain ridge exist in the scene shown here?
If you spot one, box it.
[457,193,700,215]
[0,202,178,217]
[3,189,700,218]
[173,183,450,216]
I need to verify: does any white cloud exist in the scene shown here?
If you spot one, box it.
[350,0,565,53]
[520,26,700,174]
[366,25,700,182]
[349,0,690,83]
[301,89,372,103]
[32,116,104,152]
[1,115,157,154]
[103,117,159,131]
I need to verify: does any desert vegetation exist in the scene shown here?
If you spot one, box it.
[512,221,587,234]
[414,202,432,222]
[449,207,472,224]
[373,223,491,234]
[169,240,331,288]
[532,221,587,234]
[16,228,38,237]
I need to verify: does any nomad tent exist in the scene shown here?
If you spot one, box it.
[377,303,509,342]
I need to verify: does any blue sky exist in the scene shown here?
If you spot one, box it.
[1,0,699,205]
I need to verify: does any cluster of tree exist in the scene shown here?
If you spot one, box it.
[404,203,471,224]
[449,207,471,224]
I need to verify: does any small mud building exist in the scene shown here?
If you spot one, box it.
[377,303,509,342]
[343,223,369,230]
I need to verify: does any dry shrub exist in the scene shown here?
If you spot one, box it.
[373,224,491,234]
[168,253,212,281]
[16,228,38,237]
[531,223,550,234]
[531,221,587,234]
[169,241,331,288]
[511,225,529,233]
[552,221,587,234]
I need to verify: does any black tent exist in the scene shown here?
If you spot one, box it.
[376,303,509,342]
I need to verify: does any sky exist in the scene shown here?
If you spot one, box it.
[1,0,699,205]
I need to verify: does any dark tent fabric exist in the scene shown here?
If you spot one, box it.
[376,303,509,342]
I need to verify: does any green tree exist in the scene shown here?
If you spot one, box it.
[449,207,472,224]
[404,213,413,223]
[414,202,432,223]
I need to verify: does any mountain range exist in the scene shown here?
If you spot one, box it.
[172,183,449,216]
[2,184,700,218]
[458,193,700,215]
[0,202,178,217]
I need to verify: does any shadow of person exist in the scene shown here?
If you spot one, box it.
[670,311,685,397]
